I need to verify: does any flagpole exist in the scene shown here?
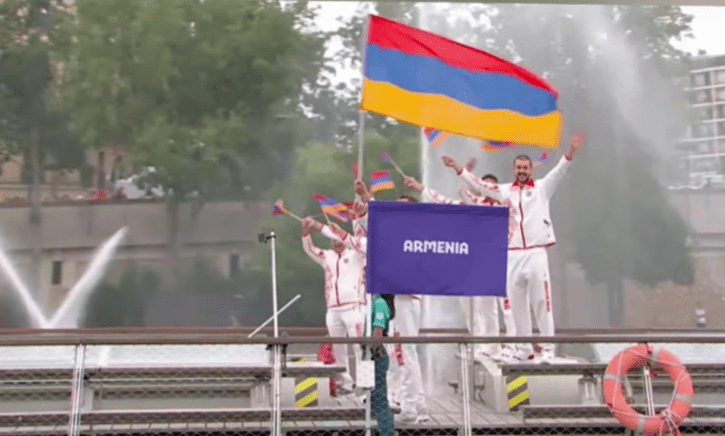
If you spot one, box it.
[358,12,373,436]
[357,16,369,188]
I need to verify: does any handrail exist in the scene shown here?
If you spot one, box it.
[1,329,725,346]
[1,326,722,336]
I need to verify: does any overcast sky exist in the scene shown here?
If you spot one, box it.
[310,2,725,56]
[677,6,725,56]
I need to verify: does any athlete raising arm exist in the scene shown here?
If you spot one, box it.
[440,132,585,362]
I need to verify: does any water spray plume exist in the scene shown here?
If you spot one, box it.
[49,227,128,328]
[0,244,49,329]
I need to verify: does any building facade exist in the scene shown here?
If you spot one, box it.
[0,199,266,318]
[672,54,725,188]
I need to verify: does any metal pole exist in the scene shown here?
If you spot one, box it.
[357,12,373,436]
[268,231,282,436]
[270,231,279,339]
[642,365,656,416]
[248,294,302,339]
[274,344,282,436]
[357,14,369,184]
[459,343,472,436]
[68,344,86,436]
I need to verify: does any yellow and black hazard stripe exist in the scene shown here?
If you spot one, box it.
[506,375,530,411]
[294,359,319,408]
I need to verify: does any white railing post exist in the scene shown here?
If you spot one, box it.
[68,344,86,436]
[459,342,473,436]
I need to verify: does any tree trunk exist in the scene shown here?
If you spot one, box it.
[29,127,46,312]
[607,278,624,327]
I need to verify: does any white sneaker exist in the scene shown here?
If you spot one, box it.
[500,346,515,358]
[416,406,431,422]
[513,348,536,362]
[398,412,419,424]
[474,348,504,363]
[537,349,557,363]
[336,386,355,397]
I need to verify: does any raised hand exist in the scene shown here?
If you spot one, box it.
[441,155,463,174]
[465,158,477,172]
[310,219,324,232]
[301,217,314,235]
[403,176,424,193]
[566,131,586,160]
[328,222,347,240]
[355,180,371,202]
[352,201,367,219]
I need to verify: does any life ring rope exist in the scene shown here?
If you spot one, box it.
[603,343,694,436]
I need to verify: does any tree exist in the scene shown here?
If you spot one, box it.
[0,0,83,307]
[83,267,159,327]
[0,296,27,328]
[54,0,327,283]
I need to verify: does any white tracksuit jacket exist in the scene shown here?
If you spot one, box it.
[459,155,572,250]
[301,233,364,309]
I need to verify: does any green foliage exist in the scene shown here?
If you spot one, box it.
[53,0,326,200]
[0,1,84,175]
[0,296,27,328]
[174,260,242,295]
[83,268,160,327]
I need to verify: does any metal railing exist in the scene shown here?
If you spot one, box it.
[0,329,724,436]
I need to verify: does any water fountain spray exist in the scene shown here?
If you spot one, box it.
[0,227,128,329]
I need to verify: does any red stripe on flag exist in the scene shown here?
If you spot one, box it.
[366,15,558,97]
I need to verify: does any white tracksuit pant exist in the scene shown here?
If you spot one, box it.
[458,297,516,356]
[394,295,427,417]
[507,247,555,355]
[385,321,403,403]
[326,304,364,391]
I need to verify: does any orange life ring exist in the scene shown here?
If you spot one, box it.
[602,344,694,435]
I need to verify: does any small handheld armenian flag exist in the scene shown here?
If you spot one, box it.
[314,194,350,223]
[424,127,450,148]
[369,170,395,194]
[379,151,405,176]
[272,199,302,221]
[481,140,515,151]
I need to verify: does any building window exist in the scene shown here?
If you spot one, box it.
[717,104,725,119]
[697,141,712,153]
[716,70,725,85]
[693,72,709,87]
[719,122,725,137]
[694,123,714,138]
[229,254,240,277]
[697,107,713,120]
[717,87,725,102]
[696,90,711,103]
[51,261,62,286]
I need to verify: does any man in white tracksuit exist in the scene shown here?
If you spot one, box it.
[442,132,585,361]
[402,175,516,362]
[350,184,430,423]
[301,218,364,393]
